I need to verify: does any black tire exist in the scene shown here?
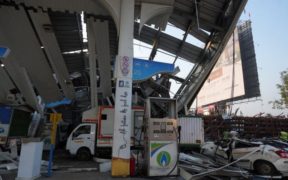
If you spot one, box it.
[254,161,276,175]
[76,148,91,161]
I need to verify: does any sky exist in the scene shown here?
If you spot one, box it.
[134,0,288,116]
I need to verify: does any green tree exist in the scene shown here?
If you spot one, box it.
[270,69,288,109]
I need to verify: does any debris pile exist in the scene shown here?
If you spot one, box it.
[179,152,250,179]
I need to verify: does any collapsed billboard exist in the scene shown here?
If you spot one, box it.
[196,20,260,108]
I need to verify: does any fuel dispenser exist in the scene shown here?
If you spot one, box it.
[144,97,178,176]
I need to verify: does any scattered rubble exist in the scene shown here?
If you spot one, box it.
[179,152,250,179]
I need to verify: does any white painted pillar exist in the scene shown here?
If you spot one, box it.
[118,1,134,57]
[111,0,134,177]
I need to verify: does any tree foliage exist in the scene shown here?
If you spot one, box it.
[270,69,288,109]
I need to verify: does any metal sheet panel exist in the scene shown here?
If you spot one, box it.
[0,28,43,110]
[62,54,85,73]
[49,11,87,76]
[86,18,98,109]
[49,12,84,52]
[134,23,202,63]
[29,11,75,99]
[0,6,62,102]
[0,52,41,109]
[178,117,204,144]
[92,20,112,97]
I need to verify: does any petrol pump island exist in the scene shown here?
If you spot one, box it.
[144,98,178,176]
[65,59,180,177]
[70,99,180,177]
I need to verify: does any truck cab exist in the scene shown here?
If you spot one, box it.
[66,106,144,160]
[66,123,96,160]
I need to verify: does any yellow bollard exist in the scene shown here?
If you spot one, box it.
[47,113,62,176]
[50,113,62,145]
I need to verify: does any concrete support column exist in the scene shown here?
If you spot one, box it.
[111,0,134,177]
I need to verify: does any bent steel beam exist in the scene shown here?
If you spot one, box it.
[175,0,248,114]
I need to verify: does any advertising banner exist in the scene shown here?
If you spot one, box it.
[197,29,245,107]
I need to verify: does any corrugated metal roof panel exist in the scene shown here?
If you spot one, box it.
[63,53,86,73]
[49,11,86,74]
[135,23,202,63]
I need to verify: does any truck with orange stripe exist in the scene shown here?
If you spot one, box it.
[66,106,144,160]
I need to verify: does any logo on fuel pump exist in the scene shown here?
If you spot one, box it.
[156,151,171,167]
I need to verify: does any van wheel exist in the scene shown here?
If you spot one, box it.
[254,161,276,175]
[76,148,91,161]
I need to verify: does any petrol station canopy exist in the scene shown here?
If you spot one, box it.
[0,0,247,113]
